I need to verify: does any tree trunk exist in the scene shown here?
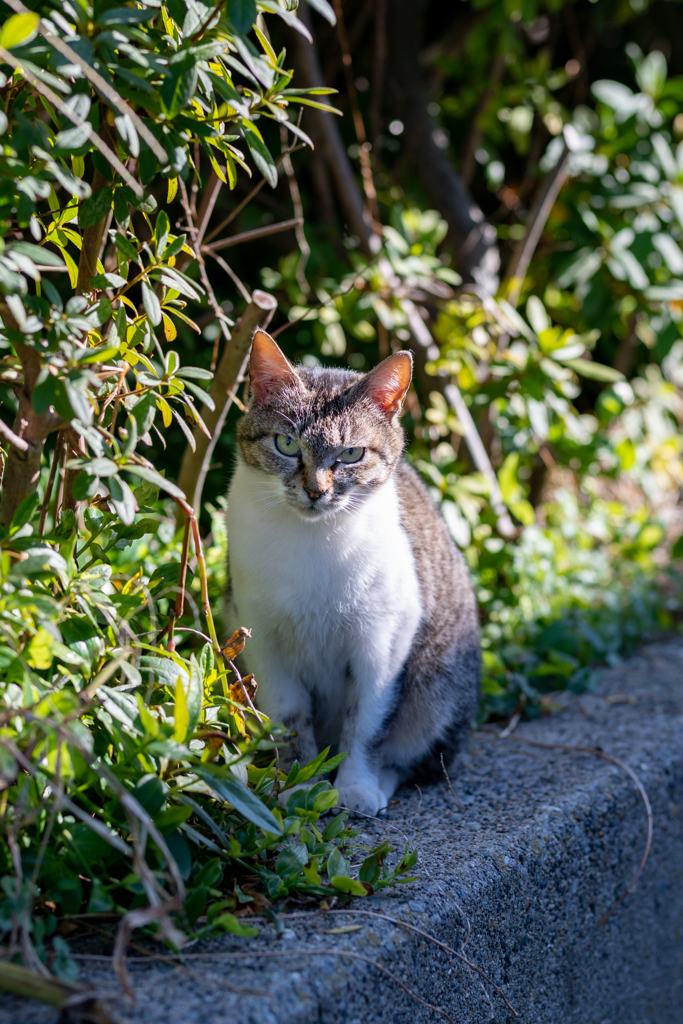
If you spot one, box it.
[0,343,64,529]
[386,0,499,292]
[283,8,376,256]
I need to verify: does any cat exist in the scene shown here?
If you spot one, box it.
[225,329,480,816]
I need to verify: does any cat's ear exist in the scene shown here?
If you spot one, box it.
[249,329,300,404]
[358,351,413,421]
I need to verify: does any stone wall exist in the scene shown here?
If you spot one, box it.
[3,639,683,1024]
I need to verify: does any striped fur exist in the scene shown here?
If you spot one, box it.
[226,332,480,815]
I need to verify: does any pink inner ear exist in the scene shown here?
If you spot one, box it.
[363,353,413,419]
[249,329,299,402]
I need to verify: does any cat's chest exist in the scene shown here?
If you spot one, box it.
[227,463,418,631]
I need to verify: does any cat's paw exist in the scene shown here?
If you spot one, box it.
[335,784,388,817]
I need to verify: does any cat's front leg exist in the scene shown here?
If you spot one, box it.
[334,664,403,817]
[248,659,318,773]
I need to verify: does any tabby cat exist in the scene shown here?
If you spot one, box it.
[225,329,480,815]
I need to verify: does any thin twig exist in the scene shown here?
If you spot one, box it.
[178,177,232,372]
[440,752,463,809]
[281,907,518,1017]
[188,511,220,653]
[402,301,514,536]
[203,145,304,245]
[280,123,310,294]
[36,428,61,531]
[167,517,191,653]
[500,711,521,738]
[0,47,142,197]
[484,730,653,926]
[0,414,29,452]
[81,922,266,998]
[504,142,570,307]
[202,217,303,254]
[204,249,252,305]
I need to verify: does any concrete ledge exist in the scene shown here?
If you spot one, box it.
[4,639,683,1024]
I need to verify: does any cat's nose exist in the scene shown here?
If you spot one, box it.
[304,486,325,501]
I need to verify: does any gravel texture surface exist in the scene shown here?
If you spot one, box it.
[3,637,683,1024]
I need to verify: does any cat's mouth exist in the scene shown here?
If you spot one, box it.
[288,492,349,521]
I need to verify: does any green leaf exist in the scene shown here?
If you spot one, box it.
[11,491,39,531]
[303,0,336,25]
[176,366,213,381]
[89,457,119,478]
[91,271,127,290]
[108,476,137,525]
[0,746,17,786]
[155,211,170,258]
[113,187,131,228]
[313,788,338,813]
[186,655,203,736]
[0,12,40,49]
[561,359,625,383]
[98,6,152,25]
[673,534,683,560]
[114,231,139,263]
[213,912,258,937]
[126,464,186,500]
[194,766,283,834]
[142,280,162,326]
[10,242,65,268]
[226,0,257,33]
[79,188,114,230]
[161,57,197,119]
[330,876,370,896]
[275,842,308,878]
[245,132,278,188]
[327,847,350,878]
[161,234,187,261]
[173,676,189,743]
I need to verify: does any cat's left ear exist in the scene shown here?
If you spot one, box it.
[357,351,413,421]
[249,329,300,404]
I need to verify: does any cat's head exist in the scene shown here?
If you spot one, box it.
[236,330,413,521]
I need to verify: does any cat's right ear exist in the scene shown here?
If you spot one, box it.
[249,329,300,404]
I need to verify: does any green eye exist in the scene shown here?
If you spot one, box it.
[275,434,301,456]
[337,447,364,464]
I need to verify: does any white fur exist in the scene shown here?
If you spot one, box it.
[226,459,423,815]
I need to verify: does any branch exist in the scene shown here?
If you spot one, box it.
[0,416,28,453]
[280,123,310,295]
[77,123,119,294]
[178,177,233,371]
[205,249,252,305]
[175,290,277,524]
[0,345,66,528]
[504,141,570,307]
[332,0,379,226]
[283,7,377,255]
[386,0,499,291]
[202,217,303,253]
[203,143,304,247]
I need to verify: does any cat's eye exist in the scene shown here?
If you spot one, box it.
[337,447,364,464]
[275,434,301,456]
